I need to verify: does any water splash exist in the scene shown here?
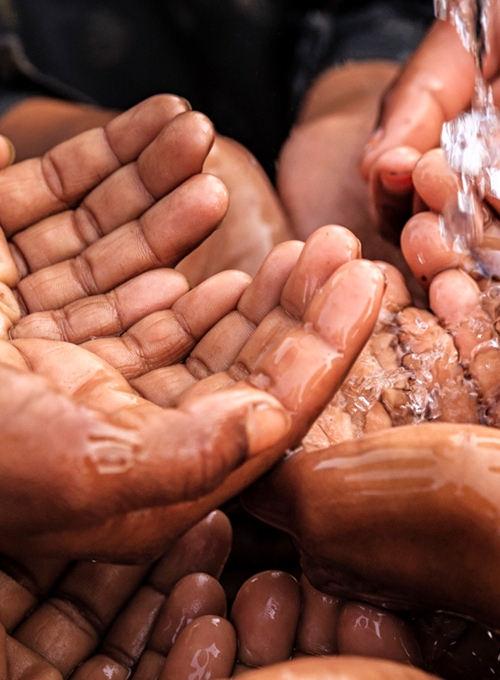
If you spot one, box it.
[436,0,500,251]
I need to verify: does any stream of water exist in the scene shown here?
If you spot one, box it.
[436,0,500,252]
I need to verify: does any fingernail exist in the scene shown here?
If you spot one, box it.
[380,170,413,193]
[245,402,291,456]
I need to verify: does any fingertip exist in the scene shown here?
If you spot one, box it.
[428,268,480,320]
[201,172,230,216]
[161,615,237,680]
[400,211,476,287]
[245,402,291,457]
[303,258,385,362]
[0,135,15,168]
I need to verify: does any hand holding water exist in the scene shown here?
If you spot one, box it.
[360,2,500,241]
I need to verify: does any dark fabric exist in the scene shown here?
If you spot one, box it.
[0,0,434,175]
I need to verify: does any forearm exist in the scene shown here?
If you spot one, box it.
[0,96,119,161]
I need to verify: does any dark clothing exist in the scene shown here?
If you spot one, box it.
[0,0,434,175]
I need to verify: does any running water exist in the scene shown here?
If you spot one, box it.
[436,0,500,252]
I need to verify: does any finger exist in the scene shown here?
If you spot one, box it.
[243,421,500,631]
[373,261,412,316]
[411,148,500,276]
[0,557,68,632]
[4,634,58,680]
[412,147,487,250]
[134,510,232,680]
[243,257,385,442]
[234,656,439,679]
[16,172,229,312]
[140,241,305,406]
[12,110,215,273]
[158,615,237,680]
[279,226,361,317]
[13,561,149,678]
[401,212,478,287]
[0,229,18,289]
[0,135,15,169]
[10,269,190,343]
[337,601,422,665]
[0,282,21,339]
[230,570,301,667]
[96,586,165,672]
[131,241,304,405]
[65,586,167,680]
[83,269,251,381]
[428,270,493,362]
[411,148,461,214]
[71,655,131,680]
[360,20,476,180]
[0,95,190,237]
[147,573,226,655]
[295,574,342,656]
[302,261,409,447]
[429,270,500,425]
[147,510,232,591]
[133,651,166,680]
[235,226,366,389]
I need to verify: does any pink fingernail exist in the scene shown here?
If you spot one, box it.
[380,171,413,193]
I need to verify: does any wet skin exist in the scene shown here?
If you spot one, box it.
[0,510,233,679]
[243,423,500,630]
[244,147,500,640]
[2,54,500,677]
[0,548,435,680]
[0,95,386,562]
[235,656,440,680]
[360,7,500,238]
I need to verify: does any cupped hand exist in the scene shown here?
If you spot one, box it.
[0,95,384,563]
[359,7,500,240]
[0,222,384,562]
[242,208,500,631]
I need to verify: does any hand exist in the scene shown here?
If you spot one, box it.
[178,134,292,285]
[4,512,493,679]
[0,510,232,679]
[242,178,500,631]
[0,96,386,563]
[359,8,500,240]
[0,92,291,286]
[275,60,425,303]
